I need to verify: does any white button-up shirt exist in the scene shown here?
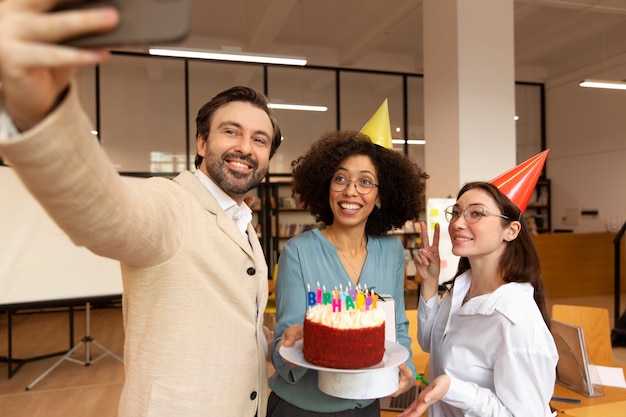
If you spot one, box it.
[418,271,558,417]
[194,169,252,239]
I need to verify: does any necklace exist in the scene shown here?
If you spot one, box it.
[327,229,366,279]
[339,250,361,277]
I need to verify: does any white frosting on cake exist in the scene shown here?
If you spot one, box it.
[306,304,385,329]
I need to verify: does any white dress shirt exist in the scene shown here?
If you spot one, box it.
[418,271,558,417]
[193,169,252,239]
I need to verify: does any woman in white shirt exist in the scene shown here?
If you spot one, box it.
[401,180,558,417]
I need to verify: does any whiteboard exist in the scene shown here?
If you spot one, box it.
[0,166,122,307]
[426,198,459,284]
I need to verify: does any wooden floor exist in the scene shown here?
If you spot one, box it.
[0,306,125,417]
[1,294,625,417]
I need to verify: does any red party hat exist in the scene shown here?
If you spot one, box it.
[489,149,549,212]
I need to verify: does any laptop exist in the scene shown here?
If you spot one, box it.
[380,384,421,411]
[550,319,604,397]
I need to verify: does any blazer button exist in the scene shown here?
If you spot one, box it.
[247,267,256,276]
[250,391,257,400]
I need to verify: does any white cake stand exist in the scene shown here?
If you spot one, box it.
[279,340,409,399]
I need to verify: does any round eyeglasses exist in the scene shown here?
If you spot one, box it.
[330,175,379,195]
[444,204,511,224]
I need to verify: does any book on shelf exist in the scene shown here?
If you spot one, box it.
[278,223,318,238]
[529,184,549,207]
[279,196,300,209]
[389,220,421,235]
[244,195,262,211]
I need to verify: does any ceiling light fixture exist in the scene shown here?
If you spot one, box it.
[268,103,327,112]
[148,47,307,66]
[579,79,626,90]
[392,139,426,145]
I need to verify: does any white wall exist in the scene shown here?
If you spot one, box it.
[546,76,626,233]
[0,167,122,306]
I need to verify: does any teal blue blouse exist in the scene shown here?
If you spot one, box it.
[269,228,415,413]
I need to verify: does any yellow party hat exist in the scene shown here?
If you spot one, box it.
[359,99,392,149]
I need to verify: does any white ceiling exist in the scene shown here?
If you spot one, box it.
[172,0,626,83]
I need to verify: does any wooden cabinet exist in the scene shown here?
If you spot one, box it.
[533,232,626,298]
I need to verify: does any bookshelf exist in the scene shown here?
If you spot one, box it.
[389,220,423,290]
[253,175,317,277]
[525,178,551,234]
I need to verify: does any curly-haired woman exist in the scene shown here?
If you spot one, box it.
[268,130,428,416]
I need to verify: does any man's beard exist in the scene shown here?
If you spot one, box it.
[204,151,267,195]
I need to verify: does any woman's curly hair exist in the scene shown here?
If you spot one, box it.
[291,130,428,235]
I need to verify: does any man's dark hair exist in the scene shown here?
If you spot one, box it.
[194,86,282,168]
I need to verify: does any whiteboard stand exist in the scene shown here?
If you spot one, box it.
[1,307,73,379]
[25,302,123,390]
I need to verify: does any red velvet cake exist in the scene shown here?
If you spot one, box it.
[302,304,385,369]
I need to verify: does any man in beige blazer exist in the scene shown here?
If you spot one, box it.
[0,3,280,416]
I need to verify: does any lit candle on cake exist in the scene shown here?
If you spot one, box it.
[371,291,378,308]
[307,283,316,308]
[323,286,332,305]
[332,295,342,312]
[356,290,365,310]
[316,281,322,304]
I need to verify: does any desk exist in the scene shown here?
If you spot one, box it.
[551,381,626,412]
[550,365,626,416]
[562,400,626,417]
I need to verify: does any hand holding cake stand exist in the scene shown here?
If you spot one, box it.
[280,340,409,399]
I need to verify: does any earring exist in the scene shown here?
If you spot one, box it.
[376,202,381,209]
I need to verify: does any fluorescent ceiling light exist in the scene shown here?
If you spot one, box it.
[268,103,327,112]
[148,47,307,66]
[579,79,626,90]
[392,139,426,145]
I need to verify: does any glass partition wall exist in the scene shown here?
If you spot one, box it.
[75,51,543,176]
[65,53,545,271]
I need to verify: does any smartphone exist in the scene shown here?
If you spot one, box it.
[52,0,193,48]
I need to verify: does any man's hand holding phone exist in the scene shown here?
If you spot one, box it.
[1,0,192,131]
[0,0,119,131]
[51,0,193,48]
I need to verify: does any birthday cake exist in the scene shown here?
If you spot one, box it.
[303,286,386,369]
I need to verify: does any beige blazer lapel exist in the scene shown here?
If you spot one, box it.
[174,171,255,258]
